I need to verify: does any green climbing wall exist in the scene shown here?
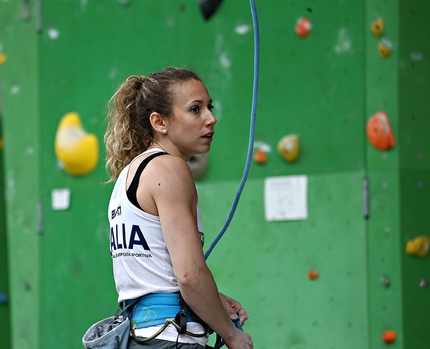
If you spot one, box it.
[397,0,430,346]
[0,0,429,348]
[365,1,402,348]
[365,0,430,348]
[0,121,11,348]
[0,1,41,348]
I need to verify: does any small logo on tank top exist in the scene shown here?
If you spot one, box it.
[111,205,122,219]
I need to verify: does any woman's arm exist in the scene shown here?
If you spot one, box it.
[143,156,252,349]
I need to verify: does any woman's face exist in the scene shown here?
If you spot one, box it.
[165,79,217,160]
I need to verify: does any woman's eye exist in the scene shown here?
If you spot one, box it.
[190,106,200,113]
[208,104,214,111]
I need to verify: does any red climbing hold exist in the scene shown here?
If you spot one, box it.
[295,17,312,38]
[381,330,397,343]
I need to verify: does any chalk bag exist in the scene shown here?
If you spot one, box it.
[82,307,130,349]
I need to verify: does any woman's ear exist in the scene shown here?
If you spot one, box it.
[149,112,168,135]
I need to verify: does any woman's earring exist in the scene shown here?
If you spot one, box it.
[161,129,167,134]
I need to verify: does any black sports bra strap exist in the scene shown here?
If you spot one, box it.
[127,152,168,210]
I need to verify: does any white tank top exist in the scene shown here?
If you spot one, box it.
[109,149,204,302]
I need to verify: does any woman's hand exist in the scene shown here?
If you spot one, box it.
[219,293,249,326]
[219,293,253,348]
[223,327,254,349]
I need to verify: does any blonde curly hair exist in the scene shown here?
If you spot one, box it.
[104,67,202,181]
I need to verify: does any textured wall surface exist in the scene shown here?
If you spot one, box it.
[0,0,429,348]
[397,0,430,347]
[0,125,11,349]
[0,1,41,348]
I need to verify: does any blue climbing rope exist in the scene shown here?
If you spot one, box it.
[204,0,260,261]
[204,1,259,347]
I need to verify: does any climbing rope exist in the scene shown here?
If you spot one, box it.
[204,1,259,347]
[204,0,260,261]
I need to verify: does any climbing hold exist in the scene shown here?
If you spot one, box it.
[406,236,430,258]
[55,112,99,176]
[371,18,384,37]
[277,134,300,162]
[0,291,8,305]
[0,53,7,65]
[48,28,60,40]
[295,17,312,38]
[381,330,396,343]
[378,39,392,58]
[188,153,208,180]
[419,277,428,288]
[366,112,395,151]
[380,275,391,287]
[308,270,319,280]
[254,148,267,164]
[199,0,223,21]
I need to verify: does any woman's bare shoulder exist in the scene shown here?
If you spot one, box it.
[142,154,195,192]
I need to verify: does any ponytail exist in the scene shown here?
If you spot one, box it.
[104,67,202,181]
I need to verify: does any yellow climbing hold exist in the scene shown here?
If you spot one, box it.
[378,39,392,59]
[55,112,99,176]
[277,134,300,163]
[0,53,7,65]
[406,236,430,258]
[371,18,384,38]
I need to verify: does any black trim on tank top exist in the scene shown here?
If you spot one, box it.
[127,152,168,210]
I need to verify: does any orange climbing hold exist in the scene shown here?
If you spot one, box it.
[308,270,319,280]
[381,330,397,343]
[295,17,312,38]
[366,111,395,150]
[254,148,267,164]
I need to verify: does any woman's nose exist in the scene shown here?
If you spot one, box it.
[206,112,217,126]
